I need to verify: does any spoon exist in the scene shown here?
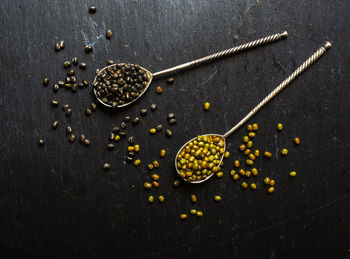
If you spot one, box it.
[175,41,332,184]
[93,31,288,108]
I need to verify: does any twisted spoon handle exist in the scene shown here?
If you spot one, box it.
[223,41,332,139]
[152,31,288,78]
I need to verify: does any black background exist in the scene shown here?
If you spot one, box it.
[1,0,350,258]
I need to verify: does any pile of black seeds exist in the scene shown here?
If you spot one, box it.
[93,63,151,107]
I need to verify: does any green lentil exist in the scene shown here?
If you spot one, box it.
[289,171,297,177]
[277,123,283,131]
[214,195,221,202]
[281,148,288,156]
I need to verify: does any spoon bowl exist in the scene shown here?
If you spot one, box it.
[92,31,288,108]
[175,41,332,183]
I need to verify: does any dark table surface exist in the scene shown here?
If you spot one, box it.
[1,0,350,258]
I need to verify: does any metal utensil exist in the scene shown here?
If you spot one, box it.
[175,41,332,184]
[93,31,288,108]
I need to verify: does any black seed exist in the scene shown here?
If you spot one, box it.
[156,124,163,132]
[62,104,70,111]
[123,116,131,122]
[89,6,96,14]
[128,151,135,157]
[167,113,175,120]
[78,82,84,89]
[83,80,89,87]
[107,59,114,65]
[79,62,87,69]
[66,126,72,134]
[107,143,115,150]
[109,133,116,140]
[106,29,113,40]
[125,156,133,163]
[140,109,147,116]
[65,108,72,117]
[79,134,86,143]
[69,134,76,143]
[63,61,72,68]
[85,45,93,53]
[52,120,59,129]
[43,78,49,86]
[119,131,127,137]
[64,83,72,89]
[38,139,45,146]
[167,77,174,84]
[95,69,100,75]
[91,102,97,111]
[53,84,59,92]
[120,122,127,129]
[85,108,92,116]
[72,57,78,65]
[58,80,65,87]
[169,118,177,125]
[71,84,78,92]
[132,117,140,125]
[103,163,111,170]
[51,100,59,107]
[112,127,120,134]
[59,40,65,49]
[67,69,75,76]
[150,104,157,111]
[166,129,173,138]
[70,76,77,83]
[83,138,91,146]
[127,136,134,144]
[55,43,60,52]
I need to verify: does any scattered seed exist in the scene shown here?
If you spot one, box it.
[241,182,248,189]
[190,209,197,215]
[144,182,152,189]
[134,144,140,152]
[107,143,115,150]
[149,128,156,134]
[133,159,141,166]
[52,120,59,129]
[264,151,272,158]
[125,156,133,163]
[254,150,260,157]
[246,171,251,177]
[158,195,165,203]
[289,171,297,177]
[43,78,49,86]
[127,146,135,152]
[156,124,163,132]
[89,6,97,13]
[244,149,251,155]
[140,109,147,116]
[234,160,240,168]
[123,116,131,122]
[239,169,246,176]
[277,123,283,131]
[224,151,230,158]
[132,117,140,125]
[85,108,92,116]
[160,149,166,158]
[252,123,258,131]
[69,134,76,143]
[214,195,222,202]
[269,180,275,186]
[204,102,210,110]
[239,144,246,151]
[251,168,258,176]
[190,194,197,203]
[166,129,173,138]
[72,57,78,65]
[148,196,154,203]
[114,135,121,141]
[294,137,300,145]
[53,84,59,92]
[169,118,176,125]
[51,100,59,107]
[173,179,180,187]
[247,124,253,131]
[233,174,239,181]
[167,113,175,120]
[38,138,45,146]
[179,214,187,220]
[167,77,174,84]
[251,183,257,190]
[55,43,60,52]
[248,132,256,138]
[156,86,163,94]
[79,62,87,69]
[243,136,249,143]
[264,177,271,185]
[83,138,90,146]
[248,154,256,160]
[106,29,113,39]
[79,134,86,143]
[153,160,159,168]
[196,211,203,217]
[230,170,236,176]
[120,122,127,129]
[216,171,224,178]
[83,80,89,87]
[91,102,97,111]
[281,148,288,156]
[147,164,154,170]
[127,136,134,145]
[67,69,75,76]
[66,126,72,134]
[59,40,65,49]
[150,104,157,111]
[63,60,72,68]
[152,181,159,188]
[268,187,275,194]
[119,131,127,137]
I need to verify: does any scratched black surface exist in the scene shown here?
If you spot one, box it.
[1,0,350,258]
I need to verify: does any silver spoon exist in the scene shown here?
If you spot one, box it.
[175,41,332,184]
[93,31,288,108]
